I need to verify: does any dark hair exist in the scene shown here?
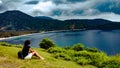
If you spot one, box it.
[24,40,30,46]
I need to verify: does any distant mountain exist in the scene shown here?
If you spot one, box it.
[0,10,37,30]
[0,10,120,31]
[64,19,120,30]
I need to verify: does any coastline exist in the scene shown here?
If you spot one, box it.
[0,29,84,41]
[0,33,39,41]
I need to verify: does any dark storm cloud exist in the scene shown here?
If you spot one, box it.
[25,1,39,4]
[1,0,22,3]
[51,0,88,5]
[51,0,66,5]
[95,0,120,14]
[67,0,88,3]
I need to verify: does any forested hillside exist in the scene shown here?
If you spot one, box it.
[0,10,120,31]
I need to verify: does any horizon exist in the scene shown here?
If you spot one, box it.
[0,0,120,22]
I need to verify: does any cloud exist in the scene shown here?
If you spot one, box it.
[0,0,2,4]
[66,0,88,3]
[33,1,56,15]
[51,0,88,4]
[25,1,39,4]
[1,0,120,22]
[52,12,120,22]
[0,0,23,12]
[29,0,97,16]
[94,0,120,14]
[48,0,100,16]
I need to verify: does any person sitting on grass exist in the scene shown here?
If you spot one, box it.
[21,40,44,60]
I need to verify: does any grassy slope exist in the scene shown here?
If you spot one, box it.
[0,45,96,68]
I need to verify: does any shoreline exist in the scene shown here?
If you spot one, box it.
[0,29,102,41]
[0,29,79,41]
[0,29,94,41]
[0,33,40,41]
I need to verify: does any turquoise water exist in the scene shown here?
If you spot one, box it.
[0,30,120,55]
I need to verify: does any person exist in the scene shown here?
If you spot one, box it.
[22,40,44,60]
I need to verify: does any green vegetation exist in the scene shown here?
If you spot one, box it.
[39,38,56,49]
[72,43,84,51]
[40,38,120,68]
[0,38,120,68]
[0,42,96,68]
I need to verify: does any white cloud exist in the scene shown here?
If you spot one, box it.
[56,0,96,11]
[33,1,56,13]
[97,13,120,22]
[0,0,2,4]
[52,12,120,22]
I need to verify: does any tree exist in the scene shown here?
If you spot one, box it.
[72,43,84,51]
[39,38,56,49]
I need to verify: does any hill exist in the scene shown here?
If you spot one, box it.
[0,43,96,68]
[0,10,120,31]
[0,41,120,68]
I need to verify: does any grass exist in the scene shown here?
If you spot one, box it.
[0,43,96,68]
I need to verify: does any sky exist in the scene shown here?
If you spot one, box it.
[0,0,120,22]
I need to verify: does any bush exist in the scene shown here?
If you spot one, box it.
[73,51,90,58]
[40,39,120,67]
[39,38,56,49]
[74,57,92,65]
[72,51,108,66]
[89,52,108,66]
[86,48,99,52]
[48,47,66,54]
[64,49,75,57]
[64,46,71,50]
[72,43,84,51]
[0,42,13,47]
[0,42,23,48]
[100,60,120,68]
[54,53,72,61]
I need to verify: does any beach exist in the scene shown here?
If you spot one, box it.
[0,33,36,41]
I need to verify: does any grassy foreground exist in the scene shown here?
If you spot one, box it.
[0,43,96,68]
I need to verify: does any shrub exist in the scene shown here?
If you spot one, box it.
[100,60,120,68]
[54,53,72,61]
[39,38,56,49]
[86,48,99,52]
[74,57,92,65]
[48,47,66,54]
[64,49,75,57]
[41,39,120,67]
[89,52,108,66]
[0,42,23,48]
[0,42,13,47]
[72,43,84,51]
[73,50,90,58]
[64,46,71,50]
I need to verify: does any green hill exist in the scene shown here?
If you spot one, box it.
[0,10,120,31]
[0,40,120,68]
[0,43,96,68]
